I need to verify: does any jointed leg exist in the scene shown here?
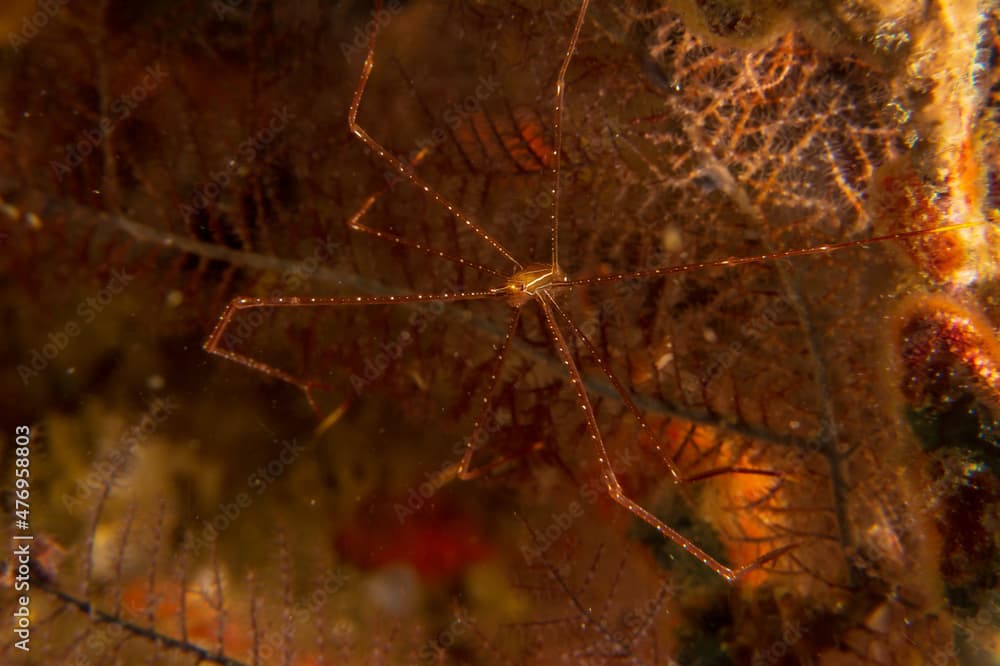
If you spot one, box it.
[345,147,505,280]
[203,290,496,414]
[204,298,325,414]
[456,308,527,480]
[548,0,592,269]
[544,294,781,485]
[348,0,521,270]
[537,296,795,582]
[557,219,988,289]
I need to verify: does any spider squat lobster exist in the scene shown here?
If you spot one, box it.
[204,0,982,582]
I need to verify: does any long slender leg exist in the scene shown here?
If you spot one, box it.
[548,0,592,269]
[456,307,528,480]
[203,289,497,413]
[556,219,986,289]
[544,293,781,484]
[348,0,521,270]
[346,148,504,279]
[537,296,795,582]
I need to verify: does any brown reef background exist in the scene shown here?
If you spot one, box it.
[1,0,999,663]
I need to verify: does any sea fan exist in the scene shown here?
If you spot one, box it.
[2,0,998,663]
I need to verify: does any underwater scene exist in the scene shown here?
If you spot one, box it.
[1,0,999,663]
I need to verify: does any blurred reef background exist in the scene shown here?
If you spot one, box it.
[1,0,1000,663]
